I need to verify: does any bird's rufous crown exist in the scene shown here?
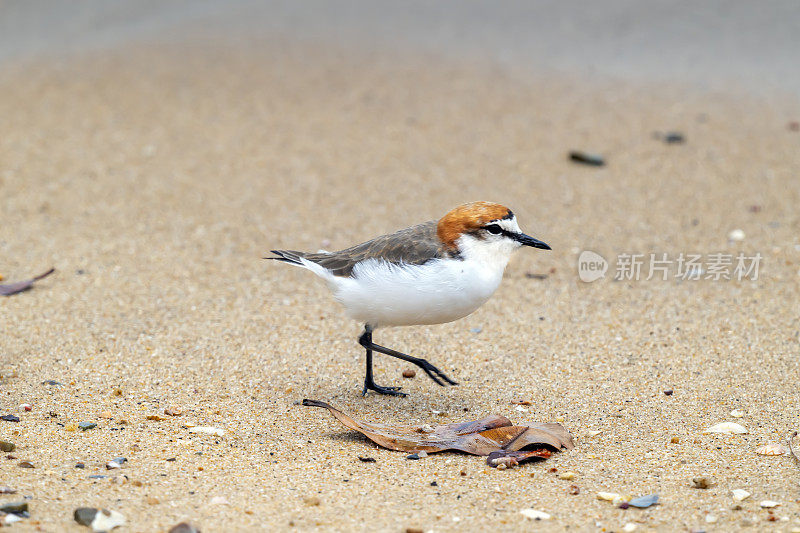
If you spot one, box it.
[437,201,513,248]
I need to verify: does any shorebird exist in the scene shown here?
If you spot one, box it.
[268,201,550,396]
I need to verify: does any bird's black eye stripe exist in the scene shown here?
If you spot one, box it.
[484,224,503,235]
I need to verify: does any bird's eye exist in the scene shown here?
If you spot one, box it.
[485,224,502,235]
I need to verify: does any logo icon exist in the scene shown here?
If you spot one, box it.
[578,250,608,282]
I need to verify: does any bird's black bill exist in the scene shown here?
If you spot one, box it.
[516,233,551,250]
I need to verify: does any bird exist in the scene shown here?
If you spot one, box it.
[268,201,551,397]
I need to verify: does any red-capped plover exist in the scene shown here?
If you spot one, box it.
[269,201,550,396]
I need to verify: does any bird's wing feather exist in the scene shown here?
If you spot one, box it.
[277,221,449,277]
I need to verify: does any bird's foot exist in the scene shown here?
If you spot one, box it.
[362,381,406,397]
[412,358,458,387]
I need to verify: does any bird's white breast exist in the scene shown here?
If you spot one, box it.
[327,256,505,328]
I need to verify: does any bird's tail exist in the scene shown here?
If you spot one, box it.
[265,250,306,265]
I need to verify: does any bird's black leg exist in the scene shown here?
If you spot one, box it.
[359,326,405,396]
[359,326,458,389]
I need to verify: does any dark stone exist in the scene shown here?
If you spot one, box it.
[74,507,98,526]
[664,132,685,144]
[357,457,376,463]
[0,501,28,514]
[663,389,673,396]
[568,151,605,166]
[1,415,20,422]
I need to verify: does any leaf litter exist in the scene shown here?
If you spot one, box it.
[0,268,55,296]
[302,399,573,467]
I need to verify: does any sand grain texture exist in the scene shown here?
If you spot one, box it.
[2,37,800,532]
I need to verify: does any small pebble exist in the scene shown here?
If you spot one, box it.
[146,414,166,421]
[705,514,718,524]
[704,422,747,434]
[756,443,786,456]
[568,485,580,495]
[418,451,428,458]
[358,456,376,463]
[169,523,201,533]
[402,369,416,378]
[623,524,637,532]
[520,509,551,520]
[727,229,746,242]
[1,415,20,422]
[628,494,659,508]
[405,453,421,460]
[730,409,745,418]
[164,408,183,416]
[760,500,779,508]
[597,492,624,504]
[670,436,680,444]
[0,441,15,452]
[0,501,28,514]
[558,471,576,480]
[663,132,685,144]
[106,457,126,469]
[732,489,751,501]
[303,496,321,506]
[78,422,97,431]
[74,507,125,532]
[110,475,128,485]
[692,476,713,489]
[19,404,32,412]
[569,150,605,166]
[663,389,673,396]
[18,461,34,469]
[0,487,17,494]
[74,508,98,527]
[75,462,85,469]
[0,514,22,526]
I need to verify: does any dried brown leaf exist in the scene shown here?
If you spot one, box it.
[302,399,574,457]
[0,268,55,296]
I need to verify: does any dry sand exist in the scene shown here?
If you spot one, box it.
[2,31,800,533]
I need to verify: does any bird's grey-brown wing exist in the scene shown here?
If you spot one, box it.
[286,221,449,277]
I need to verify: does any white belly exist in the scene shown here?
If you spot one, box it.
[328,258,504,328]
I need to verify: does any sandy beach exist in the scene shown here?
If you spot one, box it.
[2,3,800,531]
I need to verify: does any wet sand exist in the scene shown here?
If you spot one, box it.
[2,31,800,532]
